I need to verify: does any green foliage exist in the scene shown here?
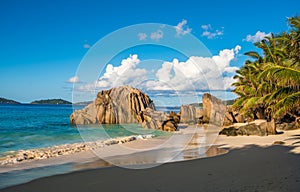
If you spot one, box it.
[0,97,20,104]
[232,16,300,120]
[31,99,72,105]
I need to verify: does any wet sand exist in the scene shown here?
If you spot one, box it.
[0,125,221,172]
[1,128,300,191]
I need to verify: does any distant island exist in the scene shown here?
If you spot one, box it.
[30,99,72,105]
[0,97,20,104]
[189,99,235,108]
[74,101,93,105]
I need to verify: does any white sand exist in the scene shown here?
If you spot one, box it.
[216,129,300,154]
[2,128,300,192]
[1,126,300,173]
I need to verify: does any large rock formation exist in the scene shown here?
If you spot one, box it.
[70,86,155,125]
[179,102,247,127]
[180,105,204,124]
[223,105,245,126]
[163,111,180,131]
[70,103,98,124]
[135,108,179,131]
[140,108,165,130]
[179,93,226,126]
[70,86,178,131]
[202,93,227,126]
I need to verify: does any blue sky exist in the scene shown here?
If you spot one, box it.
[0,0,299,103]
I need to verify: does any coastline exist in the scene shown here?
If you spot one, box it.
[1,126,300,191]
[0,125,220,170]
[0,134,155,167]
[1,128,300,192]
[0,125,223,188]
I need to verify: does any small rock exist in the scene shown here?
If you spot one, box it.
[273,141,285,145]
[219,127,238,136]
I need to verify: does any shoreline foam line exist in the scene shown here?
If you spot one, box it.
[0,134,154,166]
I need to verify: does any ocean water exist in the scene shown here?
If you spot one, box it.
[0,103,222,189]
[0,104,169,157]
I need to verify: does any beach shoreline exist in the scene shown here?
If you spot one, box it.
[2,126,300,169]
[0,125,220,172]
[1,127,300,191]
[0,134,155,166]
[1,129,300,192]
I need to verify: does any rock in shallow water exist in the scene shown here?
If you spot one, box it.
[70,86,155,125]
[70,86,179,131]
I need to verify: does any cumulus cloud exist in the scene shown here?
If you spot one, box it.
[212,45,241,73]
[201,24,224,39]
[78,46,241,92]
[243,31,271,43]
[138,32,147,40]
[67,76,80,83]
[174,19,192,37]
[79,55,147,91]
[146,45,241,91]
[150,30,163,41]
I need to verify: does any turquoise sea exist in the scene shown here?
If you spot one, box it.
[0,90,236,157]
[0,104,175,189]
[0,91,236,189]
[0,104,169,157]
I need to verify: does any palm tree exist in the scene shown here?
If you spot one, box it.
[232,16,300,122]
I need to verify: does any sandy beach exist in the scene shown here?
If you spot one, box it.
[0,126,221,172]
[1,127,300,192]
[1,0,299,191]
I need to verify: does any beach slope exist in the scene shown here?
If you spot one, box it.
[2,130,300,192]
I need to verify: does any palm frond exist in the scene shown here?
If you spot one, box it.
[244,51,262,60]
[274,92,300,117]
[239,97,260,113]
[259,65,300,86]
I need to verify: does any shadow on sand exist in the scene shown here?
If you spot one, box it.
[1,144,300,192]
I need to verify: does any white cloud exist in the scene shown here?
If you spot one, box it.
[79,55,147,91]
[138,33,147,40]
[175,19,192,37]
[201,24,211,31]
[201,24,224,39]
[212,45,241,73]
[234,45,241,54]
[223,76,236,90]
[83,43,91,49]
[243,31,271,43]
[146,45,241,91]
[67,76,80,83]
[150,30,163,41]
[78,46,241,92]
[156,61,174,82]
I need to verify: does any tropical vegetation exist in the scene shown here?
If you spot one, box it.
[0,97,20,104]
[232,16,300,123]
[31,99,72,105]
